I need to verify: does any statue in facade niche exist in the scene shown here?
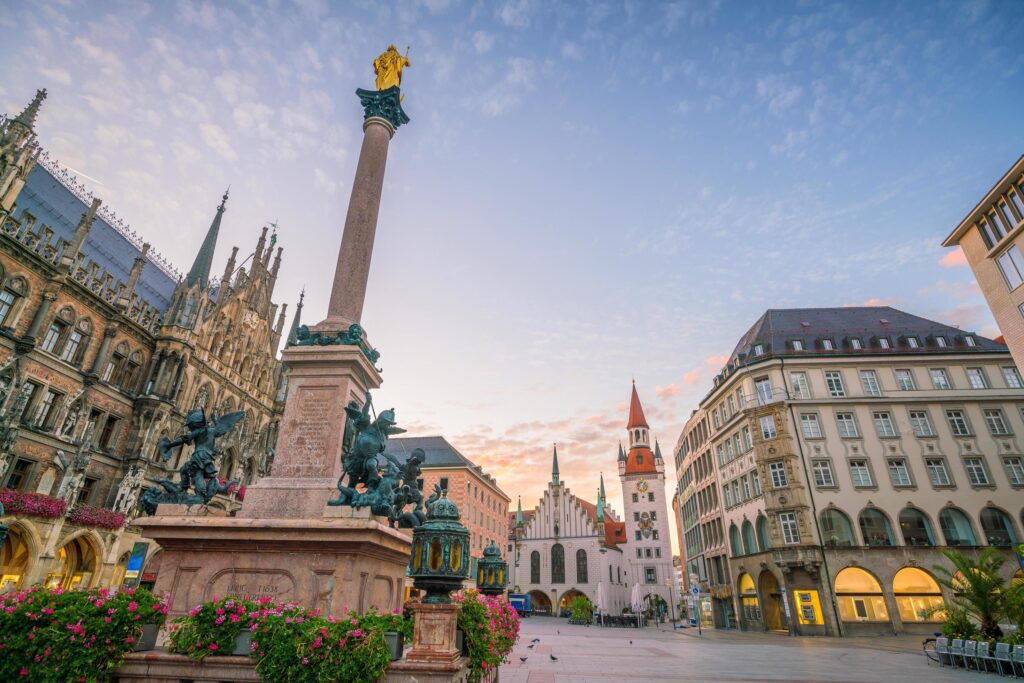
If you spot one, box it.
[59,402,80,438]
[113,464,145,514]
[137,409,243,514]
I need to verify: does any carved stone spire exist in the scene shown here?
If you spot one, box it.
[286,288,304,345]
[185,189,228,289]
[13,89,47,130]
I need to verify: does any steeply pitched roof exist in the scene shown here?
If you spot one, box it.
[627,382,649,429]
[623,445,658,475]
[384,436,475,468]
[185,190,228,288]
[715,306,1006,379]
[18,165,177,310]
[604,520,626,547]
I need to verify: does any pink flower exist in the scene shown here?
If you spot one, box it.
[209,644,219,651]
[128,601,138,612]
[19,668,28,676]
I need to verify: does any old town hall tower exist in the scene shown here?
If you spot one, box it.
[619,383,678,612]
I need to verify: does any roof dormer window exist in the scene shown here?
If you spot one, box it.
[791,340,804,351]
[878,337,891,349]
[821,339,834,351]
[935,336,947,348]
[752,344,764,356]
[849,338,862,350]
[906,336,919,349]
[964,335,977,347]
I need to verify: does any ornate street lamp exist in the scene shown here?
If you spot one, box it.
[476,540,508,596]
[408,490,470,603]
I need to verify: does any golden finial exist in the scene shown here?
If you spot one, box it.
[373,45,411,91]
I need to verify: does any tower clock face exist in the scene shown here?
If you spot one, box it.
[636,479,648,493]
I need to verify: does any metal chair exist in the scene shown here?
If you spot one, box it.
[949,639,965,669]
[975,641,997,673]
[935,637,951,668]
[1012,645,1024,677]
[993,642,1013,677]
[962,640,978,670]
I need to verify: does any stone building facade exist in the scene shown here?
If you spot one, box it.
[0,89,288,591]
[673,306,1024,636]
[507,386,679,618]
[942,155,1024,368]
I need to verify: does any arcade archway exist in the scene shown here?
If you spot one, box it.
[758,570,787,632]
[48,535,100,589]
[528,590,552,615]
[0,523,35,591]
[559,588,586,611]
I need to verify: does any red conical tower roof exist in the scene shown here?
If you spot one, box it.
[626,381,649,429]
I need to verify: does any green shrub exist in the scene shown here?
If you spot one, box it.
[569,595,593,621]
[940,606,979,640]
[455,590,521,682]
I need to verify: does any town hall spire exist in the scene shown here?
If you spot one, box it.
[185,188,228,289]
[551,444,560,486]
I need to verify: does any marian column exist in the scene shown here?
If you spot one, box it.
[135,48,414,621]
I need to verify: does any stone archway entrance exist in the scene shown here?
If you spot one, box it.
[0,523,34,591]
[49,536,99,589]
[644,593,667,619]
[528,590,552,615]
[758,570,787,632]
[559,588,585,611]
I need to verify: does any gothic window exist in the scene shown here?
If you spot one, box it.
[0,276,27,328]
[551,543,565,583]
[530,551,540,584]
[576,549,588,584]
[179,294,197,326]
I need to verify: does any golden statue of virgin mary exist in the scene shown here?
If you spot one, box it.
[373,45,410,91]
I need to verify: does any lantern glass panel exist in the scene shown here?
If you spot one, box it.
[429,538,443,571]
[450,540,462,571]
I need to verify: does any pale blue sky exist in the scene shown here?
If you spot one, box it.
[1,0,1022,525]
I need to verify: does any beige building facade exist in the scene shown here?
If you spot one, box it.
[674,307,1024,636]
[942,155,1024,367]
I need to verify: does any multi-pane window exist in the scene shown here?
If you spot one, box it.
[926,458,951,487]
[791,340,804,351]
[849,459,873,487]
[895,369,916,391]
[930,369,952,390]
[0,289,16,325]
[965,335,978,347]
[5,458,33,490]
[40,321,65,353]
[872,411,897,438]
[752,344,764,356]
[878,337,891,349]
[946,410,971,436]
[35,389,62,429]
[909,411,935,437]
[812,460,835,488]
[800,413,822,438]
[906,336,920,349]
[825,371,846,397]
[723,486,733,507]
[966,368,989,389]
[984,409,1010,435]
[755,378,773,405]
[790,372,810,399]
[887,458,912,487]
[760,415,777,439]
[850,338,862,350]
[752,471,762,495]
[743,426,752,450]
[59,330,84,363]
[821,339,834,350]
[859,370,881,396]
[768,461,788,488]
[779,512,800,544]
[997,245,1024,289]
[741,477,751,500]
[1003,457,1024,486]
[836,412,859,438]
[1002,367,1023,388]
[935,336,948,348]
[964,457,989,486]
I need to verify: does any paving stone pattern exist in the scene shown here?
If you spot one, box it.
[501,617,990,683]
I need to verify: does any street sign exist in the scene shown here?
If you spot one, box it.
[690,586,700,596]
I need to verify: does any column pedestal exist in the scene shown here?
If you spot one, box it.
[387,602,468,681]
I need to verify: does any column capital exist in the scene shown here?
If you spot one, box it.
[356,87,409,131]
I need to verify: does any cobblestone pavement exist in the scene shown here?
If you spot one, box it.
[500,617,990,683]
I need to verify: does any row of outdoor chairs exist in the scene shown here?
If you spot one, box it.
[935,638,1024,676]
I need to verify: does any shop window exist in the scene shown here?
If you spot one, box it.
[820,509,856,546]
[835,567,888,622]
[738,573,760,622]
[893,567,944,623]
[858,509,895,546]
[898,508,935,546]
[939,507,977,547]
[980,507,1018,547]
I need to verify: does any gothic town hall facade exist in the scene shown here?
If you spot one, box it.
[507,384,680,616]
[0,90,290,591]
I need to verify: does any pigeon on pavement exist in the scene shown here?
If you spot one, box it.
[550,654,558,661]
[520,656,528,662]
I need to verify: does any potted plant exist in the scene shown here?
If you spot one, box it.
[455,590,521,682]
[166,596,263,660]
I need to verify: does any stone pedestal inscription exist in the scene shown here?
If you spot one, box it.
[276,386,333,478]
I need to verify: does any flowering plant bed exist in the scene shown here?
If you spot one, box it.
[0,488,67,519]
[67,503,127,530]
[168,596,409,683]
[0,585,169,682]
[454,590,521,682]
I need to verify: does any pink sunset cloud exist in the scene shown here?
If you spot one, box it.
[939,248,968,268]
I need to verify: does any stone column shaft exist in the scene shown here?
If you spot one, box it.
[23,293,56,341]
[89,326,118,375]
[323,117,394,327]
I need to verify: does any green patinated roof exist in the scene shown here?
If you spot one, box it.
[185,190,228,288]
